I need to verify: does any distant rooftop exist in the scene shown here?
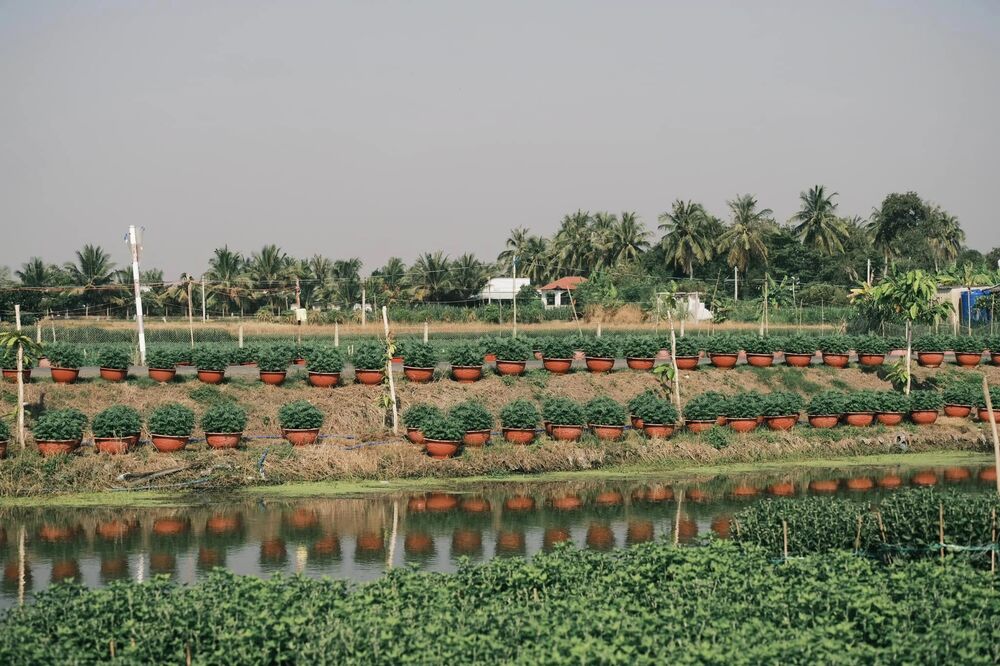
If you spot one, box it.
[537,276,586,292]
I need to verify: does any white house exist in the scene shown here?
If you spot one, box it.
[479,277,531,302]
[537,276,586,309]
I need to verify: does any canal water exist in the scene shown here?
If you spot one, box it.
[1,462,994,608]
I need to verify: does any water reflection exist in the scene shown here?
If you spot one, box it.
[0,462,995,607]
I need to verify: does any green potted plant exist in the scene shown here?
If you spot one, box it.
[819,335,851,368]
[146,347,178,382]
[988,335,1000,366]
[193,346,228,384]
[92,405,142,454]
[724,392,763,432]
[912,334,949,368]
[875,391,908,425]
[97,345,131,382]
[622,335,659,370]
[582,337,617,373]
[292,342,315,366]
[421,413,464,459]
[448,343,484,382]
[634,399,678,439]
[46,343,84,384]
[233,344,260,366]
[540,338,575,374]
[257,346,292,385]
[854,335,889,367]
[806,391,846,428]
[672,336,702,370]
[499,400,539,444]
[494,337,532,376]
[976,386,1000,423]
[278,400,324,445]
[449,400,494,446]
[742,335,776,367]
[782,335,817,367]
[401,341,437,383]
[684,392,723,432]
[172,344,193,367]
[952,335,985,367]
[762,391,803,431]
[148,403,195,452]
[943,382,977,418]
[585,396,626,440]
[479,336,501,363]
[304,345,343,387]
[1,346,35,384]
[908,390,942,424]
[201,403,247,449]
[706,335,740,368]
[0,419,9,458]
[402,403,442,444]
[542,397,586,441]
[33,408,87,456]
[627,389,659,429]
[352,341,386,385]
[842,390,879,427]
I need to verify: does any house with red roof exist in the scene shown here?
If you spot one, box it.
[537,276,586,309]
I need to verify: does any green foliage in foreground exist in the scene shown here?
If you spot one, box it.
[3,542,1000,664]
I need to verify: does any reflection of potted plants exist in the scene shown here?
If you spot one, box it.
[706,335,740,368]
[585,396,626,440]
[635,398,677,438]
[146,348,178,383]
[783,335,816,367]
[819,335,850,368]
[742,335,776,367]
[762,391,802,431]
[912,334,948,368]
[908,390,942,425]
[875,391,907,425]
[401,341,437,383]
[542,397,585,441]
[807,391,845,428]
[97,346,130,382]
[582,337,617,373]
[685,392,722,432]
[448,343,483,383]
[1,347,35,384]
[148,403,195,452]
[402,403,440,444]
[193,347,228,384]
[943,382,976,418]
[449,400,493,446]
[201,403,247,449]
[622,335,658,370]
[92,405,141,454]
[352,341,386,385]
[541,338,574,374]
[724,392,762,432]
[421,413,463,459]
[855,335,888,367]
[494,337,531,376]
[673,337,701,370]
[257,346,291,386]
[500,400,538,444]
[278,400,323,445]
[33,408,86,456]
[976,386,1000,423]
[842,390,878,427]
[952,335,985,367]
[47,344,84,384]
[306,346,343,387]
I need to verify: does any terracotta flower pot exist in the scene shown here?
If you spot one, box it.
[980,468,997,483]
[909,409,939,425]
[978,408,1000,423]
[877,412,904,426]
[462,429,491,447]
[206,515,241,535]
[542,358,573,374]
[731,485,759,497]
[916,352,945,368]
[426,493,458,512]
[844,412,875,427]
[502,428,536,444]
[630,415,644,430]
[99,368,128,382]
[148,367,176,383]
[992,352,1000,366]
[550,425,584,441]
[590,424,624,441]
[94,437,130,455]
[686,420,715,433]
[403,366,434,383]
[784,353,814,367]
[765,415,798,431]
[809,415,839,429]
[451,366,482,383]
[205,432,241,449]
[282,428,320,446]
[551,495,582,511]
[461,497,491,513]
[354,369,384,385]
[483,353,497,363]
[642,424,674,439]
[675,355,700,370]
[709,353,738,368]
[822,353,849,368]
[36,439,80,457]
[293,358,307,367]
[504,495,535,511]
[878,475,903,489]
[727,418,757,433]
[96,520,134,540]
[50,367,80,384]
[152,517,189,536]
[944,467,971,482]
[2,369,31,384]
[846,477,874,491]
[259,371,286,386]
[585,357,615,373]
[150,434,189,452]
[955,352,982,367]
[746,353,773,367]
[625,357,655,371]
[767,482,796,497]
[495,360,526,376]
[809,479,839,493]
[307,372,340,388]
[911,471,938,486]
[858,354,885,367]
[425,439,460,459]
[197,369,225,384]
[944,404,972,418]
[405,428,425,444]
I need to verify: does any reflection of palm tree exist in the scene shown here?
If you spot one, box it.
[410,252,451,301]
[790,185,847,256]
[721,194,774,274]
[658,200,713,278]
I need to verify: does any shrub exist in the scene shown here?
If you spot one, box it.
[447,342,482,367]
[951,336,985,355]
[975,386,1000,408]
[635,398,678,425]
[685,392,725,421]
[762,391,803,417]
[742,335,776,355]
[908,390,942,412]
[783,335,818,355]
[854,335,889,356]
[33,409,87,441]
[257,346,292,373]
[875,391,908,414]
[621,335,659,359]
[818,335,850,355]
[307,346,344,374]
[499,400,539,429]
[402,403,442,429]
[146,347,178,370]
[912,334,949,353]
[148,403,195,437]
[172,345,193,365]
[541,337,575,360]
[843,390,880,413]
[421,413,464,441]
[807,391,846,416]
[627,389,659,416]
[232,345,260,365]
[92,406,141,439]
[494,337,532,362]
[1,346,36,370]
[278,401,324,430]
[582,336,617,359]
[542,397,585,426]
[193,346,229,372]
[352,341,387,371]
[201,403,248,434]
[46,343,84,370]
[943,382,978,406]
[987,335,1000,353]
[477,336,502,356]
[400,341,437,368]
[293,343,315,361]
[97,346,131,370]
[673,336,701,357]
[0,419,8,441]
[724,392,763,419]
[584,396,626,426]
[706,334,740,355]
[448,400,494,431]
[886,336,906,351]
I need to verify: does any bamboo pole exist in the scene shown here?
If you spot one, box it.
[382,307,399,434]
[782,520,789,560]
[668,312,682,420]
[939,503,945,562]
[983,377,1000,495]
[14,305,25,450]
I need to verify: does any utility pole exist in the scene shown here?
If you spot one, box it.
[295,276,302,347]
[733,267,739,302]
[511,257,518,338]
[128,226,147,365]
[186,276,194,348]
[201,276,207,322]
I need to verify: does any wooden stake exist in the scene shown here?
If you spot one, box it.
[669,312,682,420]
[854,514,863,552]
[386,500,399,569]
[983,377,1000,495]
[782,519,789,560]
[18,525,25,607]
[939,503,945,562]
[423,321,428,344]
[14,305,25,450]
[991,507,996,575]
[904,321,912,395]
[238,325,244,349]
[382,307,399,434]
[673,489,685,546]
[334,322,340,348]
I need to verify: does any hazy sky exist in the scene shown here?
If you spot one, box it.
[2,0,998,280]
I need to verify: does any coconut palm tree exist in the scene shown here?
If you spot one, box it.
[551,210,594,275]
[410,252,452,302]
[605,212,650,266]
[497,227,531,271]
[371,257,408,304]
[206,247,250,317]
[926,206,965,273]
[62,245,116,311]
[248,245,292,313]
[790,185,848,256]
[331,258,363,308]
[721,194,775,275]
[658,200,714,278]
[449,253,488,300]
[16,258,51,287]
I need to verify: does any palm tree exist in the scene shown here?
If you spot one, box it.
[926,207,965,273]
[63,245,116,310]
[332,258,363,308]
[449,253,488,300]
[519,236,551,284]
[551,210,594,275]
[206,247,249,317]
[248,245,292,313]
[410,252,451,302]
[371,257,408,304]
[497,227,531,270]
[867,192,927,276]
[16,258,51,286]
[658,200,714,278]
[304,255,334,308]
[790,185,848,256]
[605,212,649,266]
[721,194,774,275]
